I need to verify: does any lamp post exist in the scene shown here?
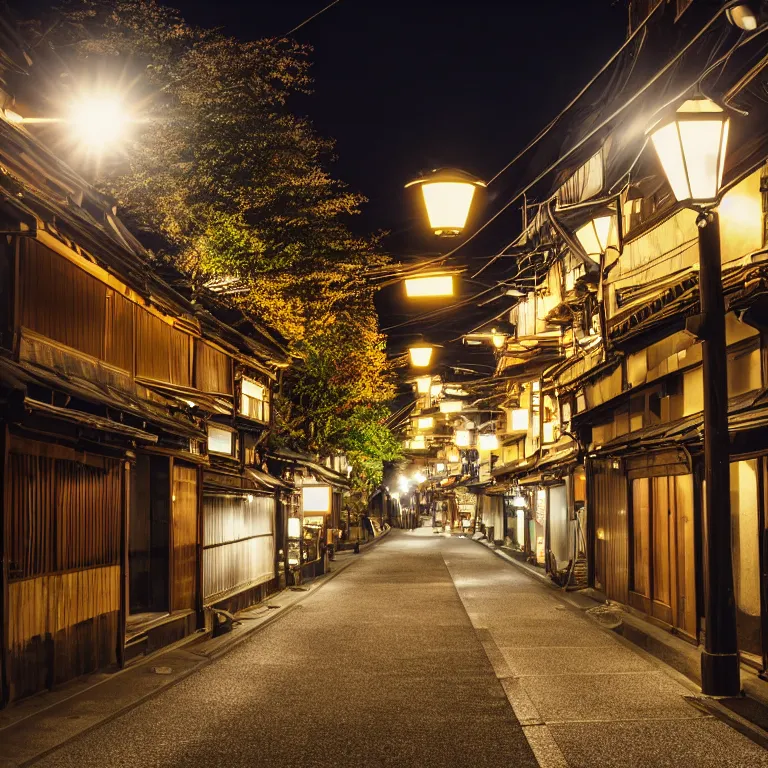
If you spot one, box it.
[648,96,738,696]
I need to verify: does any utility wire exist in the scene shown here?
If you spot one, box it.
[484,0,662,187]
[384,22,766,338]
[285,0,342,36]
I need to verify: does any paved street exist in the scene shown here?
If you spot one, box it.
[30,530,768,768]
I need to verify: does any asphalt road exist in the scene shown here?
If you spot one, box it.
[32,529,768,768]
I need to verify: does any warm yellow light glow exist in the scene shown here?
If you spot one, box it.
[436,462,446,472]
[440,400,462,414]
[398,476,410,493]
[511,408,529,431]
[410,435,426,450]
[287,517,302,538]
[430,382,443,397]
[4,109,23,124]
[302,485,331,513]
[455,430,471,447]
[404,274,454,297]
[478,434,499,451]
[649,98,729,205]
[512,495,526,508]
[448,452,460,463]
[407,169,486,236]
[69,93,129,151]
[575,215,617,260]
[413,471,426,483]
[409,346,433,367]
[492,331,506,349]
[421,182,477,236]
[415,376,432,394]
[418,416,435,430]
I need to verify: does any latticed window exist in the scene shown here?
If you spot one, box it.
[241,377,270,422]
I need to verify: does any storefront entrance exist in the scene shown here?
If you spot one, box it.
[629,474,696,639]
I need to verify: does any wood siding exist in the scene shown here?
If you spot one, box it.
[202,494,274,602]
[172,464,198,612]
[195,340,233,395]
[589,458,629,605]
[136,311,191,386]
[5,440,122,702]
[20,239,107,360]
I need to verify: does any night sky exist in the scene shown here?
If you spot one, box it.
[175,0,629,244]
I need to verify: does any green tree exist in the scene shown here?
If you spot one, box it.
[22,0,399,491]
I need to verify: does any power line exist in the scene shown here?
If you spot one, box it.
[285,0,342,36]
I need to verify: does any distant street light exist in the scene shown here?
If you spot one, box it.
[575,214,618,262]
[404,272,455,297]
[648,95,738,696]
[406,168,486,237]
[408,344,435,368]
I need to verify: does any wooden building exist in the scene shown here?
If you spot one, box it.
[461,1,768,672]
[0,75,291,704]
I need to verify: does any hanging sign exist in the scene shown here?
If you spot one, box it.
[535,489,547,526]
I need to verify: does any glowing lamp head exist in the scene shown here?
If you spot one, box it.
[455,430,471,447]
[648,97,729,206]
[574,215,618,261]
[478,434,499,451]
[491,329,506,349]
[413,471,426,483]
[727,3,758,30]
[406,168,486,237]
[408,345,434,368]
[417,416,435,430]
[439,400,462,414]
[415,376,432,394]
[404,273,455,298]
[69,93,130,152]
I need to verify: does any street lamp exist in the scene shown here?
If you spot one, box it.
[575,214,618,262]
[408,344,435,368]
[406,168,486,237]
[648,95,738,696]
[404,272,455,297]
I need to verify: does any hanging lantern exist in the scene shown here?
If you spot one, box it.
[455,430,471,447]
[408,345,434,368]
[574,215,618,261]
[418,416,435,430]
[404,273,455,298]
[491,328,506,349]
[405,168,486,237]
[478,434,499,451]
[648,97,729,206]
[415,376,432,394]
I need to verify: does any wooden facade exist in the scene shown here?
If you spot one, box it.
[0,59,292,705]
[460,1,768,673]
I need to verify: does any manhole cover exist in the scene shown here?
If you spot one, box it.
[150,666,173,675]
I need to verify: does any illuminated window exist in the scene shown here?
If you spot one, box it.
[241,377,270,421]
[208,424,235,456]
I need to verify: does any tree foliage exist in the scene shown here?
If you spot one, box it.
[23,0,399,489]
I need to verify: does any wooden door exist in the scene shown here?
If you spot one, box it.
[171,464,198,612]
[630,474,696,637]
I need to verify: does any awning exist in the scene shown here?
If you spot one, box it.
[245,467,293,491]
[5,356,205,440]
[24,397,158,443]
[268,448,352,489]
[136,377,233,416]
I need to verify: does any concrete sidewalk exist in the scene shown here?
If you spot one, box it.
[0,535,387,768]
[449,536,768,767]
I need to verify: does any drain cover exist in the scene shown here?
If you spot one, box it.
[150,666,173,675]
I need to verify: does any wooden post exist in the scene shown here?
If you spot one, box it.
[196,465,204,629]
[1,425,10,705]
[118,458,130,669]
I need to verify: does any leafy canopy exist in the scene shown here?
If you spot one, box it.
[23,0,399,489]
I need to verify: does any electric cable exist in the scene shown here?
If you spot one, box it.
[284,0,343,36]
